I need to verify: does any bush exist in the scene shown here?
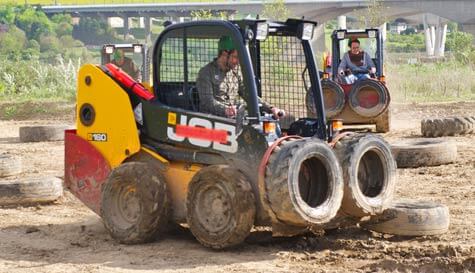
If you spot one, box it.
[0,57,80,101]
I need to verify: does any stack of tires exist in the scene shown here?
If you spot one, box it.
[0,154,62,206]
[0,125,66,207]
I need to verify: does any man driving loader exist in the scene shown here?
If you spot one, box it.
[196,36,284,118]
[111,49,142,82]
[338,39,376,84]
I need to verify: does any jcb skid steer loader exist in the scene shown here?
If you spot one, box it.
[65,19,396,249]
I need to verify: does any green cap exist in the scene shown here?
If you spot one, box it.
[113,50,122,61]
[218,36,235,51]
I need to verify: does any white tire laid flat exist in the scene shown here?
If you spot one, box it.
[19,125,71,142]
[0,176,63,206]
[0,154,22,178]
[391,139,457,168]
[362,199,450,236]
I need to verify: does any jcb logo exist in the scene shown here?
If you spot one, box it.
[167,113,238,153]
[87,133,107,142]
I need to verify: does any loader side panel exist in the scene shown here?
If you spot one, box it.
[76,64,140,168]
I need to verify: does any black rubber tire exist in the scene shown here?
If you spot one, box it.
[0,176,63,206]
[265,139,343,226]
[186,165,256,249]
[362,199,450,236]
[101,162,169,244]
[348,80,389,118]
[307,79,346,118]
[334,134,397,217]
[391,139,457,168]
[421,116,475,137]
[0,154,22,178]
[19,125,71,142]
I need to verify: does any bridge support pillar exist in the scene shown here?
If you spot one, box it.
[311,23,326,63]
[423,15,447,57]
[145,15,152,45]
[123,15,130,40]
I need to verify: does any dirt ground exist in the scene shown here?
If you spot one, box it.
[0,102,474,273]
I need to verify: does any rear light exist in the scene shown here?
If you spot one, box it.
[263,121,276,135]
[379,74,386,83]
[323,72,329,79]
[331,119,343,134]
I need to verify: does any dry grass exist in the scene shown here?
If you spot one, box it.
[385,56,475,103]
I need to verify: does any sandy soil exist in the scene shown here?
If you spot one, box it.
[0,102,474,273]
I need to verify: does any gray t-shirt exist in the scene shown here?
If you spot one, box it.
[196,59,273,117]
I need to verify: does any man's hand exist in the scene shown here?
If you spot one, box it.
[225,105,237,118]
[271,107,285,120]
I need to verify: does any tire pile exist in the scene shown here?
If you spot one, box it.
[0,125,66,207]
[421,116,475,137]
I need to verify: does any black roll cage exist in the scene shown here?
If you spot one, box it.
[331,28,384,80]
[152,19,328,140]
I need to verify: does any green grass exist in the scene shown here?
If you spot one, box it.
[5,0,223,5]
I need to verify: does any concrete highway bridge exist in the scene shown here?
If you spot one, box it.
[41,0,475,54]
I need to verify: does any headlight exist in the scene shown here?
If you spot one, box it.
[133,44,143,53]
[336,30,346,39]
[255,22,269,40]
[104,45,114,54]
[299,23,315,40]
[368,30,377,38]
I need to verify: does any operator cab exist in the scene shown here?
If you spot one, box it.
[101,43,150,83]
[147,19,328,146]
[330,29,384,82]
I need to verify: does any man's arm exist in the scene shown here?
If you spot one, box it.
[196,67,228,116]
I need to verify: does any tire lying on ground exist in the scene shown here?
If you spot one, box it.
[361,199,450,236]
[0,176,63,206]
[0,154,22,178]
[333,134,397,218]
[19,125,71,142]
[421,116,475,137]
[391,139,457,168]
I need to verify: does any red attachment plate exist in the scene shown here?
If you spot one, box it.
[65,130,111,215]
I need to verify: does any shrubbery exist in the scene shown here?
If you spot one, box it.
[0,4,92,63]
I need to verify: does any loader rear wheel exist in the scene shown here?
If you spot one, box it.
[101,162,169,244]
[186,165,256,249]
[334,134,396,217]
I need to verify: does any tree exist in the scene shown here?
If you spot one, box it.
[14,6,53,41]
[0,25,26,57]
[0,4,16,25]
[262,0,291,21]
[446,30,474,63]
[354,0,388,28]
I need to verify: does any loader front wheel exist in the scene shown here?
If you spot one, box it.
[101,162,169,244]
[186,165,256,249]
